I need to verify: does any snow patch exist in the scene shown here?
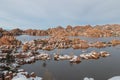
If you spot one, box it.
[83,77,94,80]
[12,72,42,80]
[108,76,120,80]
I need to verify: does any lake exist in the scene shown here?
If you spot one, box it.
[16,35,120,80]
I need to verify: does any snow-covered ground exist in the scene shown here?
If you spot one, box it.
[108,76,120,80]
[12,72,42,80]
[83,76,120,80]
[83,77,94,80]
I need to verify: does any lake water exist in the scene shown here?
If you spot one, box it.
[16,35,49,43]
[16,35,120,80]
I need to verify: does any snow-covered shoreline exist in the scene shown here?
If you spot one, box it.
[84,76,120,80]
[1,69,42,80]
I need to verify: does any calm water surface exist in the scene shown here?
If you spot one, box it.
[16,35,120,80]
[16,35,49,43]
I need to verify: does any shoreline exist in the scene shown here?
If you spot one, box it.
[0,34,119,80]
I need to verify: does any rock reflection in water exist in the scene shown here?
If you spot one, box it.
[17,35,120,80]
[42,61,47,68]
[43,70,55,80]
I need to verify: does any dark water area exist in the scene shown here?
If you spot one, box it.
[16,35,120,80]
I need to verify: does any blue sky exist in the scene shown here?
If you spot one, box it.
[0,0,120,30]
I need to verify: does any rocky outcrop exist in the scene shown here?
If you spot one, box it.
[24,29,48,36]
[110,39,120,46]
[72,38,89,49]
[0,28,15,36]
[0,36,21,46]
[89,41,107,48]
[1,24,120,37]
[10,28,23,35]
[66,25,73,32]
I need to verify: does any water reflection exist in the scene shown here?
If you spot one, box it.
[69,62,73,67]
[42,61,47,68]
[16,35,49,43]
[43,70,55,80]
[81,49,88,53]
[18,35,120,80]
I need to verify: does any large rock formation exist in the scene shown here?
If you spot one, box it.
[1,24,120,37]
[10,28,23,35]
[24,29,48,36]
[0,36,21,46]
[110,39,120,46]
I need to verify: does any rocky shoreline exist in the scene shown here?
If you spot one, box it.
[0,47,110,80]
[0,24,120,80]
[0,24,120,37]
[0,69,42,80]
[22,36,120,51]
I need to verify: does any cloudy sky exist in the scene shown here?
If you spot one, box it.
[0,0,119,29]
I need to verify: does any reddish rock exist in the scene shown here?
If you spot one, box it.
[10,28,23,35]
[22,44,29,52]
[0,36,21,46]
[90,41,107,48]
[110,39,120,46]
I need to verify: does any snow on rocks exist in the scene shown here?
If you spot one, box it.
[11,69,42,80]
[80,51,110,60]
[83,76,120,80]
[12,72,42,80]
[83,77,94,80]
[108,76,120,80]
[35,52,50,60]
[70,55,81,63]
[53,53,72,60]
